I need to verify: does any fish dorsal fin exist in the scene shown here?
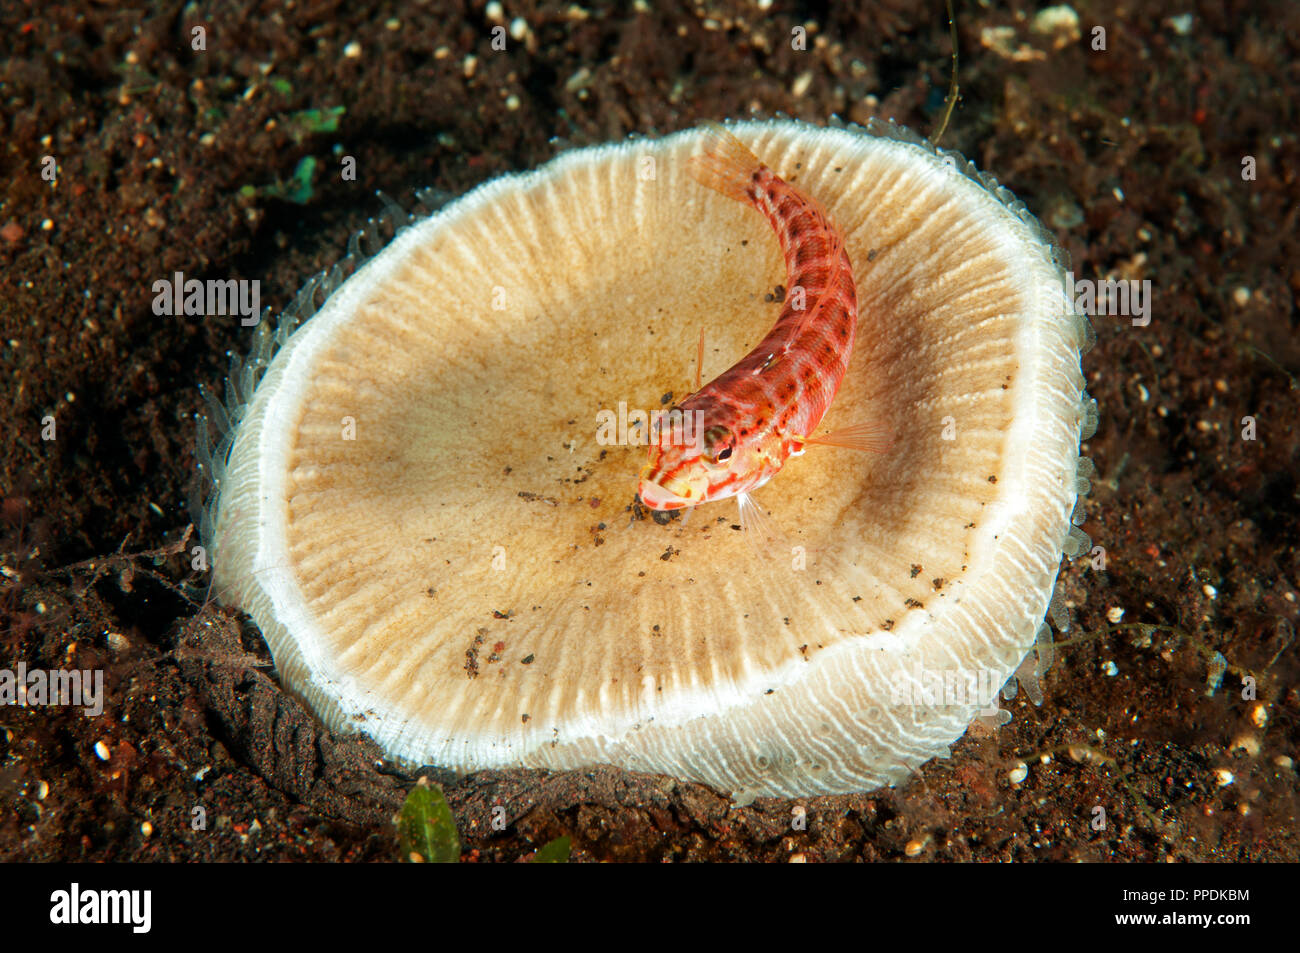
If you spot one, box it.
[694,326,705,392]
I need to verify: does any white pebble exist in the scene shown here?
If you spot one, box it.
[1008,761,1029,784]
[1102,660,1118,676]
[1215,768,1234,787]
[1106,606,1125,623]
[1231,735,1259,757]
[1202,583,1218,599]
[94,741,111,761]
[343,41,362,59]
[1232,286,1250,306]
[1032,5,1080,36]
[486,1,504,24]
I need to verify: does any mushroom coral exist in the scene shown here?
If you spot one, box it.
[200,119,1095,802]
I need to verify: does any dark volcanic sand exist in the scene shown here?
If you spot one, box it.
[1,1,1297,862]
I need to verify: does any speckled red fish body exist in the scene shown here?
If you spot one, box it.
[638,126,859,511]
[685,156,857,464]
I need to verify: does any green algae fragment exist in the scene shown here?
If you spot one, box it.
[282,156,316,204]
[288,105,346,141]
[398,783,460,863]
[531,835,572,863]
[239,156,316,205]
[260,156,316,204]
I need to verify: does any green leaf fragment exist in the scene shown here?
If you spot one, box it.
[397,784,460,863]
[531,835,572,863]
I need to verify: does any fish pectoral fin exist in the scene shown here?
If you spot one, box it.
[734,492,830,566]
[800,422,894,454]
[735,492,784,565]
[736,492,773,538]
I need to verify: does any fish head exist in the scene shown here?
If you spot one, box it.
[638,422,763,510]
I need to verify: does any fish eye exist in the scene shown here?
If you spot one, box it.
[702,425,735,466]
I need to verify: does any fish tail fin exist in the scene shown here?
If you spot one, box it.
[687,123,765,204]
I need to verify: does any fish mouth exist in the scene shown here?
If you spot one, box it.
[637,476,700,511]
